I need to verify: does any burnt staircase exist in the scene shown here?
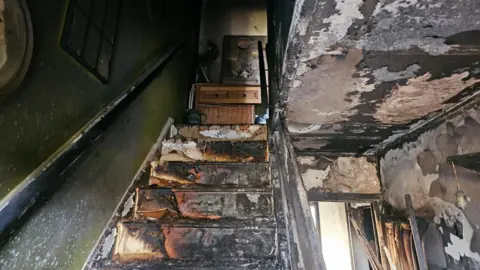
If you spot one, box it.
[84,124,282,269]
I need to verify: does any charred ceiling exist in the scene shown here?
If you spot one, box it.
[275,0,480,155]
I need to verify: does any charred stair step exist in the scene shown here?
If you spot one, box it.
[133,188,273,221]
[149,162,270,188]
[160,140,268,163]
[173,125,267,141]
[97,257,277,270]
[112,221,276,263]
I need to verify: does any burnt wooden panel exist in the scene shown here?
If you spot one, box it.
[150,162,270,188]
[113,222,167,263]
[173,191,273,220]
[161,140,268,162]
[134,189,178,220]
[163,227,276,259]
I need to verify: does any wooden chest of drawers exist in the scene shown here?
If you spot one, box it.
[195,84,261,105]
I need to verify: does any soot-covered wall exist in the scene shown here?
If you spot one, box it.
[381,105,480,268]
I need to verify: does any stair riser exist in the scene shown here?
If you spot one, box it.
[161,141,268,162]
[175,125,267,141]
[150,162,270,188]
[134,189,273,220]
[113,222,275,262]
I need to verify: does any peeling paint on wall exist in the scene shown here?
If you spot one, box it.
[287,49,376,124]
[381,106,480,266]
[304,0,364,61]
[375,72,480,124]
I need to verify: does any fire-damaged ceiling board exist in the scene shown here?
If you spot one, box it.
[281,0,480,154]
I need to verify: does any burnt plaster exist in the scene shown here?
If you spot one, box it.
[297,155,380,194]
[380,105,480,266]
[277,0,480,154]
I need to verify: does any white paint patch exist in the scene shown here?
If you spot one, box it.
[302,166,330,191]
[288,124,322,134]
[298,156,316,165]
[99,228,117,260]
[292,79,303,88]
[305,0,364,61]
[246,194,260,204]
[162,140,203,160]
[199,126,261,140]
[373,0,419,17]
[445,211,480,262]
[121,193,135,217]
[423,173,439,194]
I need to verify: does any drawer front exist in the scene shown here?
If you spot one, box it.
[196,85,261,104]
[201,91,229,99]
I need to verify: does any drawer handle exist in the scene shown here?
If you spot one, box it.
[243,94,247,98]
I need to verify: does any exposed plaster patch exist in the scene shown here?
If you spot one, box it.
[300,156,380,193]
[325,157,380,193]
[302,167,330,191]
[375,72,480,124]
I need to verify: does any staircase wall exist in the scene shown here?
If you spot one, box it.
[0,4,200,269]
[0,0,197,202]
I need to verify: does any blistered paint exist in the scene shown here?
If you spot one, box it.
[375,72,480,124]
